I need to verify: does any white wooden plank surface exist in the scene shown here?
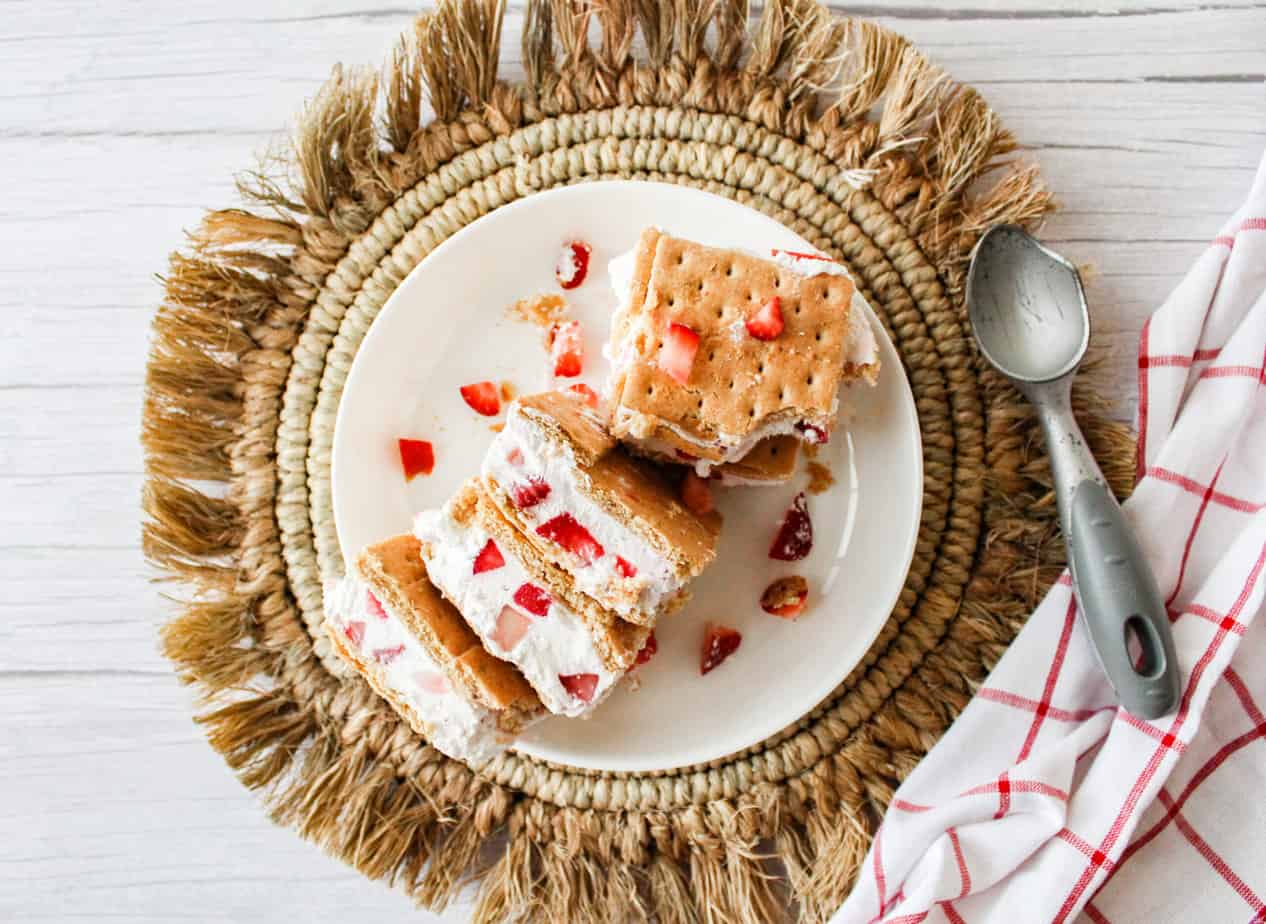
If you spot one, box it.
[2,2,1263,920]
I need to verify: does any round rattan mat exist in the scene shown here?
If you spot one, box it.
[142,1,1135,920]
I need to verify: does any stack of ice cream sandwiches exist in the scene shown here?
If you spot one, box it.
[323,230,879,764]
[325,390,722,761]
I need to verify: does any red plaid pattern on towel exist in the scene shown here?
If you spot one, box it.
[832,154,1266,924]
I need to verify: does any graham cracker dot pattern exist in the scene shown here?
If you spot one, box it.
[613,234,858,442]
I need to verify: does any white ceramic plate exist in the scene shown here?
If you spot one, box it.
[332,181,922,772]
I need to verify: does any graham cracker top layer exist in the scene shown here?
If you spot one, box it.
[356,534,539,712]
[613,233,856,441]
[516,390,616,463]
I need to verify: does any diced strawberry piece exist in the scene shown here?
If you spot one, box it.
[674,449,698,462]
[660,323,699,385]
[536,513,604,564]
[614,555,637,579]
[760,575,809,620]
[745,295,784,341]
[397,438,435,480]
[510,477,551,509]
[549,320,584,378]
[554,237,592,288]
[415,671,451,695]
[459,381,501,417]
[634,630,658,667]
[555,240,592,290]
[769,492,813,561]
[700,623,742,675]
[513,583,552,617]
[680,471,715,515]
[473,538,506,574]
[490,605,532,650]
[372,644,405,664]
[795,421,830,445]
[365,590,387,620]
[568,382,600,408]
[559,672,599,702]
[506,447,525,466]
[343,620,366,648]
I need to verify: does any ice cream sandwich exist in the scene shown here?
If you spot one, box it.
[415,478,651,717]
[482,390,720,625]
[323,534,542,764]
[606,229,879,476]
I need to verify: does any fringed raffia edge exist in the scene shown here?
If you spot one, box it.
[142,1,1136,921]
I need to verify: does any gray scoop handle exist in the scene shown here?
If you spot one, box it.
[1036,388,1181,719]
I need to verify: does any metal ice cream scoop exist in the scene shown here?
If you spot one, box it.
[966,225,1180,719]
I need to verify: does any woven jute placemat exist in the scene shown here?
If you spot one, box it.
[142,0,1135,919]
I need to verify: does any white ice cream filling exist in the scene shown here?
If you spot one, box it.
[323,575,506,764]
[484,410,681,617]
[413,506,618,717]
[614,406,813,470]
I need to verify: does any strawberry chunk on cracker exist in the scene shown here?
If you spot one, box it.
[660,323,699,385]
[745,295,784,340]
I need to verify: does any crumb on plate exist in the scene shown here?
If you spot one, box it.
[509,292,568,328]
[806,461,835,495]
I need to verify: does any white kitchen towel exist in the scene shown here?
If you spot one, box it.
[832,154,1266,924]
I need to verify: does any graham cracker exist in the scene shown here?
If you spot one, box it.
[608,226,663,403]
[512,391,720,577]
[441,479,651,672]
[355,535,540,723]
[718,435,800,483]
[623,434,800,484]
[610,232,857,452]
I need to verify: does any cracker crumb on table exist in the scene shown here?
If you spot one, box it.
[806,461,835,495]
[509,292,568,328]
